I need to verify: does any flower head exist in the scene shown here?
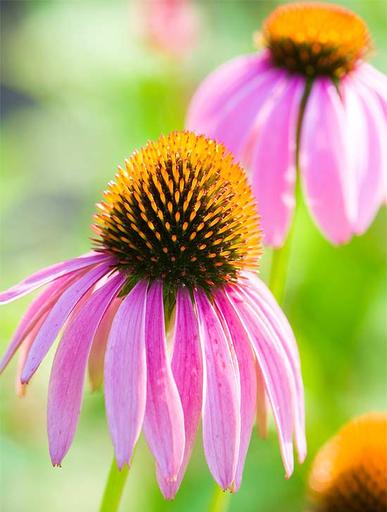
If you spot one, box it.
[187,2,387,247]
[309,413,387,512]
[93,132,261,292]
[262,2,371,79]
[0,132,305,498]
[138,0,200,58]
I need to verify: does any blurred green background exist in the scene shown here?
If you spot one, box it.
[0,1,386,511]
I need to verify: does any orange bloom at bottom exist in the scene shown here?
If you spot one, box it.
[309,413,387,512]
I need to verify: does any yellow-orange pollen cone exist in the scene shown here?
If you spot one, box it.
[93,131,262,293]
[309,412,387,512]
[262,2,371,79]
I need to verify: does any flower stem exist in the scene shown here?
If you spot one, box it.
[99,458,129,512]
[208,486,231,512]
[269,237,293,303]
[268,78,313,303]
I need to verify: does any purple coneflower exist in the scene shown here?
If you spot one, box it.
[139,0,199,59]
[309,413,387,511]
[187,2,387,247]
[0,132,305,498]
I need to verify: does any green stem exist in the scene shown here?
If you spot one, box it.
[269,235,293,303]
[268,78,313,303]
[99,458,129,512]
[208,486,231,512]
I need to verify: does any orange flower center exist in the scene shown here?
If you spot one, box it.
[262,2,371,79]
[93,132,261,292]
[309,413,387,511]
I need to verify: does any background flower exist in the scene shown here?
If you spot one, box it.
[136,0,200,59]
[187,2,387,247]
[0,1,386,511]
[309,413,387,511]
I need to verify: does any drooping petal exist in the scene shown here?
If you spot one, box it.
[0,273,79,374]
[356,62,387,117]
[187,52,271,131]
[248,76,305,247]
[88,298,121,391]
[301,78,356,244]
[15,312,49,397]
[48,274,125,465]
[214,290,257,491]
[342,76,386,230]
[241,272,306,463]
[206,68,285,160]
[0,252,111,305]
[226,286,295,477]
[104,280,148,469]
[194,288,241,490]
[143,281,185,482]
[21,263,110,383]
[157,287,203,499]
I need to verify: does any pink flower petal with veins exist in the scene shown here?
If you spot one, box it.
[194,288,241,490]
[187,52,271,133]
[0,272,80,375]
[0,252,111,305]
[21,262,111,383]
[226,287,295,478]
[214,290,257,491]
[48,273,125,465]
[241,272,306,463]
[341,75,386,230]
[104,281,148,469]
[301,78,356,244]
[248,76,305,247]
[157,286,203,499]
[143,281,185,482]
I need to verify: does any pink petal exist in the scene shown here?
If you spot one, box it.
[248,76,305,247]
[226,286,295,477]
[143,281,185,482]
[15,312,48,397]
[214,290,257,491]
[241,272,306,463]
[104,280,148,469]
[48,274,124,465]
[142,0,199,58]
[206,68,285,160]
[342,76,386,231]
[194,288,241,490]
[0,273,79,374]
[187,52,271,131]
[88,298,121,391]
[157,287,203,499]
[301,78,356,245]
[0,252,111,305]
[21,263,110,383]
[356,62,387,117]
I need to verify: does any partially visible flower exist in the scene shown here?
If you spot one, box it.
[0,132,305,498]
[187,2,387,247]
[309,412,387,512]
[139,0,200,58]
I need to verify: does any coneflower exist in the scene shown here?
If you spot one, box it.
[309,413,387,512]
[0,132,305,499]
[187,2,386,246]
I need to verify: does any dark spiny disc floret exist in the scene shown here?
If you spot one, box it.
[93,131,262,293]
[261,3,371,79]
